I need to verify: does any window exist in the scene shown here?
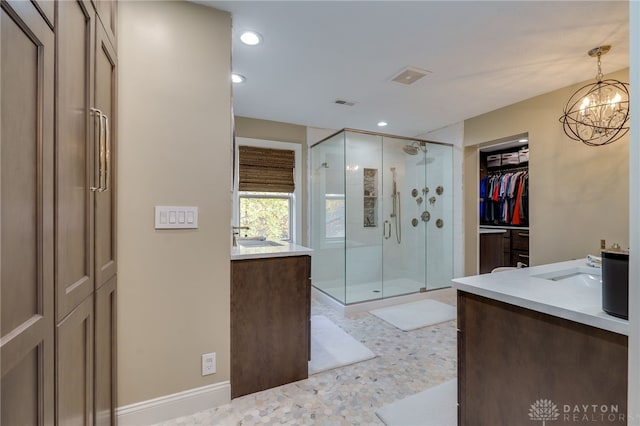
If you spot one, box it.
[239,192,293,241]
[234,139,301,243]
[325,193,345,239]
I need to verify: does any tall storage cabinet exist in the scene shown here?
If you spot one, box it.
[1,0,117,424]
[1,1,56,424]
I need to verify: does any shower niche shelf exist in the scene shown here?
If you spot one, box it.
[363,168,378,227]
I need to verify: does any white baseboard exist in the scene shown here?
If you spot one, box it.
[116,381,230,426]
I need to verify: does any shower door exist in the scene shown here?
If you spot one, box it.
[381,137,427,298]
[424,142,454,290]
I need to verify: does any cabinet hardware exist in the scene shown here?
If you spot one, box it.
[518,232,529,237]
[518,253,530,259]
[102,114,110,192]
[90,108,104,192]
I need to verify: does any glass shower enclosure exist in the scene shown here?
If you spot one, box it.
[310,129,454,305]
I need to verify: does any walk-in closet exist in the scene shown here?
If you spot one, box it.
[478,138,530,273]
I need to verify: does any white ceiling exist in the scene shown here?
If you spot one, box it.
[204,1,629,138]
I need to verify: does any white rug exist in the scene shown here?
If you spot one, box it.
[369,299,456,331]
[376,379,457,426]
[308,315,376,375]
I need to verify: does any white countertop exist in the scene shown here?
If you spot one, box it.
[451,259,628,335]
[231,241,313,261]
[479,228,508,234]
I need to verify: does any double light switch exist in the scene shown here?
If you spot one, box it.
[155,206,198,229]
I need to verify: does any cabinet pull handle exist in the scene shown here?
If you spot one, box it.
[518,233,529,237]
[102,114,110,192]
[518,254,530,259]
[384,220,391,239]
[90,108,104,192]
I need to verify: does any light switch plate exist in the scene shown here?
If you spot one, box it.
[155,206,198,229]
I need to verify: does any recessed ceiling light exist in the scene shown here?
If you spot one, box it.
[377,121,388,127]
[240,31,262,46]
[231,73,245,83]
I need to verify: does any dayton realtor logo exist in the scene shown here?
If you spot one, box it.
[528,398,625,423]
[529,399,560,425]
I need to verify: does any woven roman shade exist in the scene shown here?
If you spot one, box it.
[238,146,295,192]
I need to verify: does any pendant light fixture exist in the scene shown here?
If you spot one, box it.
[559,45,630,146]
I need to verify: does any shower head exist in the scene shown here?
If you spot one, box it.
[403,145,419,155]
[403,141,427,155]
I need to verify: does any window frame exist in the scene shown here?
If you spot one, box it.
[233,137,302,244]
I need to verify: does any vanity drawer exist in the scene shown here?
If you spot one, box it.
[511,229,529,251]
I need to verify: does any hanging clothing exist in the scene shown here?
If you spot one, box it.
[479,170,528,226]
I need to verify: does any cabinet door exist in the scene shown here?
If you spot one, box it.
[94,276,117,426]
[56,0,96,322]
[56,295,94,426]
[231,256,310,398]
[93,0,116,50]
[479,232,508,273]
[94,20,117,289]
[1,1,55,424]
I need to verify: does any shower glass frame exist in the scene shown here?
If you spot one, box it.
[310,129,454,305]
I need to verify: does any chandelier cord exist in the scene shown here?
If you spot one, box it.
[596,53,604,82]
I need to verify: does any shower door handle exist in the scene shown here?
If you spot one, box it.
[383,220,391,239]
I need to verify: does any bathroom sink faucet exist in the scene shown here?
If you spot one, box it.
[232,226,250,247]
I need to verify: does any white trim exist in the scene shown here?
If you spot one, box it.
[116,381,230,426]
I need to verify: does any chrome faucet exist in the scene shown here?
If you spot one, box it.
[232,226,250,247]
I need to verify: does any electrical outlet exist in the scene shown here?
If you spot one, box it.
[201,352,216,376]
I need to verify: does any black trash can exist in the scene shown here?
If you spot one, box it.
[601,247,629,320]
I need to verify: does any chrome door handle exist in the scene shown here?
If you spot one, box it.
[89,108,103,192]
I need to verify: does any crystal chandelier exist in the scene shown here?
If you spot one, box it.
[559,45,630,146]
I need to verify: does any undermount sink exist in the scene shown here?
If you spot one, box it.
[237,240,284,248]
[532,267,601,288]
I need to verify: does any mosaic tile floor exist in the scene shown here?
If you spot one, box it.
[153,288,457,426]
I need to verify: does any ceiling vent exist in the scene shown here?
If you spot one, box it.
[390,66,431,85]
[334,99,357,106]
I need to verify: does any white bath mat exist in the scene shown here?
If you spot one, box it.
[376,379,457,426]
[369,299,456,331]
[308,315,376,375]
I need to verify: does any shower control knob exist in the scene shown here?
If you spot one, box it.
[411,188,419,197]
[411,218,419,227]
[429,196,436,205]
[436,218,444,228]
[423,187,429,194]
[436,186,444,195]
[421,211,431,222]
[416,196,423,205]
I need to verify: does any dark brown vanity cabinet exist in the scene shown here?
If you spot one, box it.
[457,291,627,425]
[231,255,311,398]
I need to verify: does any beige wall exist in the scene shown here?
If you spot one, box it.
[235,117,310,245]
[117,1,232,405]
[464,69,629,275]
